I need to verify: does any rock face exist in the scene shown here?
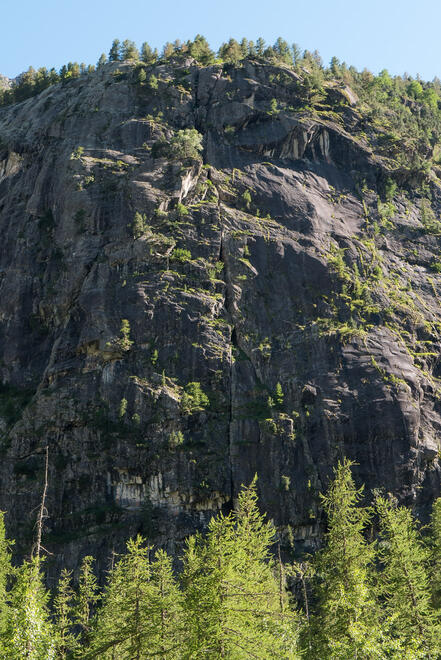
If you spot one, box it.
[1,59,441,581]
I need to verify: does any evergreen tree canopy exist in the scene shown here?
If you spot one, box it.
[86,537,183,658]
[121,39,139,61]
[376,495,440,657]
[308,459,386,659]
[187,34,215,65]
[182,478,300,658]
[140,42,156,64]
[218,39,243,65]
[0,512,13,641]
[430,498,441,609]
[3,559,55,660]
[169,128,203,160]
[108,39,121,62]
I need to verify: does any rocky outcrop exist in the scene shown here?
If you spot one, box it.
[0,75,10,91]
[1,59,441,581]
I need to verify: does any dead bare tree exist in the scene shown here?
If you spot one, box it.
[33,445,50,559]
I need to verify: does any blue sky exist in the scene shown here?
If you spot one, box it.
[1,0,440,80]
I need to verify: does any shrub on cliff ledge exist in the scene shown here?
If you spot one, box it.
[132,211,147,238]
[181,382,209,414]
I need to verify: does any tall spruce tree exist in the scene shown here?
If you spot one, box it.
[140,42,156,64]
[182,479,300,658]
[162,42,175,60]
[53,569,77,658]
[86,537,183,659]
[121,39,139,61]
[376,496,440,658]
[108,39,121,62]
[430,498,441,609]
[74,555,100,649]
[188,35,215,65]
[307,460,386,659]
[274,37,293,65]
[218,39,243,65]
[0,512,12,643]
[256,37,266,57]
[3,559,55,659]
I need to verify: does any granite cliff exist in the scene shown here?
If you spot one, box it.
[1,56,441,581]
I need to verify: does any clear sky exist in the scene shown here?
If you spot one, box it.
[1,0,440,80]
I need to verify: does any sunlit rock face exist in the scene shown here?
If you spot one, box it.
[1,58,441,579]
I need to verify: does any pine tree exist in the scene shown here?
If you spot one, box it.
[292,43,301,67]
[248,40,256,57]
[256,37,266,57]
[330,56,342,78]
[140,42,156,64]
[376,496,440,657]
[240,38,249,57]
[188,35,215,66]
[218,39,243,65]
[275,382,284,409]
[182,478,300,658]
[0,512,13,640]
[121,39,139,61]
[87,537,183,658]
[145,549,183,656]
[273,37,292,65]
[162,42,175,60]
[53,569,76,658]
[136,68,146,84]
[97,53,107,68]
[169,128,203,160]
[132,212,147,238]
[3,559,55,659]
[86,538,151,658]
[108,39,121,62]
[74,555,100,649]
[429,497,441,609]
[307,460,386,659]
[69,62,80,78]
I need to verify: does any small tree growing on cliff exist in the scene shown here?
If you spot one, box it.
[136,67,146,84]
[108,39,121,62]
[132,211,147,238]
[242,189,252,209]
[117,319,133,352]
[180,382,209,414]
[140,42,157,64]
[188,34,215,65]
[218,38,243,65]
[162,42,176,60]
[121,39,139,61]
[169,129,203,161]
